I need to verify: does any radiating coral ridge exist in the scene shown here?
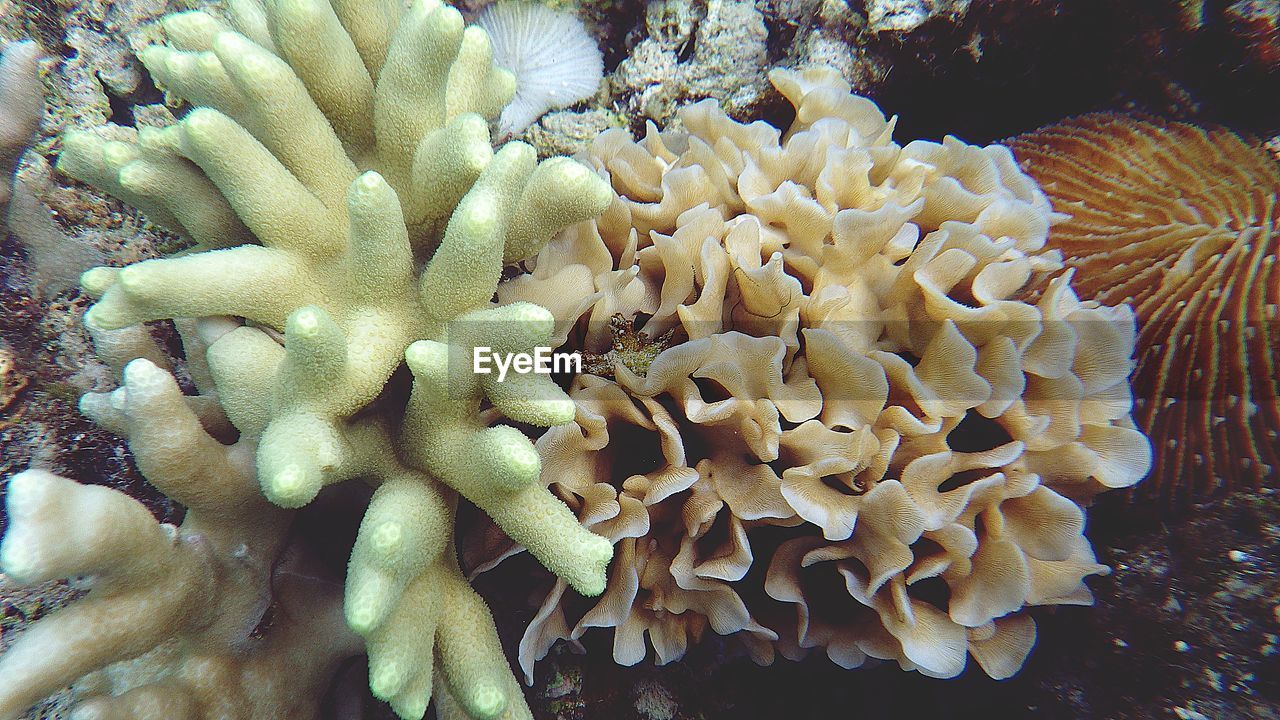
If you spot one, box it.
[483,67,1153,682]
[1008,114,1280,505]
[0,1,614,718]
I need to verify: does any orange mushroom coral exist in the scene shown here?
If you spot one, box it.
[1007,114,1280,504]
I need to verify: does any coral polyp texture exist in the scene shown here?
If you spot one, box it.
[0,0,615,718]
[1007,114,1280,505]
[479,67,1152,682]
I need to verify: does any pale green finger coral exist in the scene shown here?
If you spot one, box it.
[62,0,612,585]
[0,332,359,720]
[1,0,614,718]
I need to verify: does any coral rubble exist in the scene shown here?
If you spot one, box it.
[484,67,1151,682]
[611,0,769,125]
[1007,114,1280,504]
[1225,0,1280,68]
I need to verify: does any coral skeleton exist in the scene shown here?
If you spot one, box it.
[0,0,614,718]
[481,67,1152,682]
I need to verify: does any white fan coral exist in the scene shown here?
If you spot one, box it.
[476,2,603,136]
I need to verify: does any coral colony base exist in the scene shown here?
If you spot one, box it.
[0,3,1149,720]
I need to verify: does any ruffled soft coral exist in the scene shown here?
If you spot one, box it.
[482,66,1151,681]
[471,369,786,683]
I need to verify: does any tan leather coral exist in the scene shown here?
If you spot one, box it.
[1007,114,1280,504]
[481,67,1152,681]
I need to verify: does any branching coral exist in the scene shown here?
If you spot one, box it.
[1007,114,1280,504]
[0,1,615,718]
[0,324,360,720]
[483,67,1151,681]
